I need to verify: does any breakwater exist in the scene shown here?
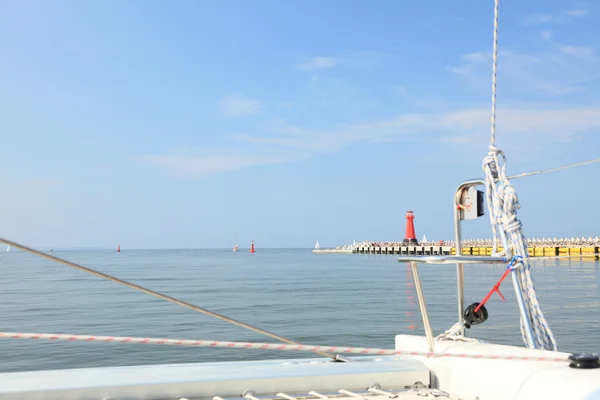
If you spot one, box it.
[312,238,600,259]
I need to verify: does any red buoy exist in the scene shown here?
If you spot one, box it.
[117,244,121,253]
[250,240,255,253]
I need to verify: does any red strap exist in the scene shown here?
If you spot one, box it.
[474,268,511,312]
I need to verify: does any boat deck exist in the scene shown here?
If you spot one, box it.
[0,355,439,400]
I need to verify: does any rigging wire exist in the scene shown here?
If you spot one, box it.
[508,157,600,180]
[489,0,500,147]
[0,237,337,360]
[482,0,557,351]
[486,0,598,183]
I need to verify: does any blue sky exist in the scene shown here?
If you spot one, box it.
[1,0,599,249]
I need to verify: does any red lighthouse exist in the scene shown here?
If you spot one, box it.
[403,210,418,244]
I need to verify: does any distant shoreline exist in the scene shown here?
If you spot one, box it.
[6,247,325,252]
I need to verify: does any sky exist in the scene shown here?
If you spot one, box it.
[1,0,599,249]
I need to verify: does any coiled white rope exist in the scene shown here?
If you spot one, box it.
[436,322,481,343]
[483,1,554,349]
[482,148,558,351]
[427,0,558,351]
[482,0,557,352]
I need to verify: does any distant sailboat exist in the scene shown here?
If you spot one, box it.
[314,240,320,249]
[233,245,239,252]
[5,245,10,252]
[421,234,428,243]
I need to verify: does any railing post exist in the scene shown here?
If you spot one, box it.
[453,179,486,330]
[410,261,435,353]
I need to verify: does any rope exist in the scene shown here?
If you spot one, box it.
[485,0,501,255]
[482,151,558,351]
[440,0,503,344]
[0,237,335,360]
[436,322,481,343]
[490,0,499,147]
[508,157,600,180]
[481,0,557,352]
[0,331,570,363]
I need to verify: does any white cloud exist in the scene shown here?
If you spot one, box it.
[541,30,596,58]
[298,56,339,71]
[566,6,590,18]
[522,6,590,25]
[560,45,595,57]
[143,35,600,177]
[217,94,261,117]
[141,153,303,176]
[522,13,555,25]
[391,85,409,96]
[238,105,600,154]
[451,52,490,75]
[141,103,600,177]
[540,30,553,41]
[451,34,600,95]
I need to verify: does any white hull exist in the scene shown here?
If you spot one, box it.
[0,335,598,399]
[395,334,600,400]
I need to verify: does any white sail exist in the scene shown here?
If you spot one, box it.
[421,234,428,243]
[314,240,320,249]
[5,245,10,252]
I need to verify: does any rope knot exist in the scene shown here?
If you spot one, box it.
[482,142,557,352]
[507,256,524,270]
[501,214,522,233]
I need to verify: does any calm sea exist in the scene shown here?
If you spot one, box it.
[0,249,598,372]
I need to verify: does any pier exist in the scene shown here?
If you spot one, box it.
[313,238,600,259]
[313,211,600,259]
[349,244,600,259]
